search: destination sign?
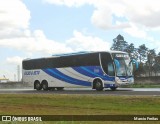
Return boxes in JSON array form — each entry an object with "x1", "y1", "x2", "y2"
[{"x1": 114, "y1": 54, "x2": 129, "y2": 58}]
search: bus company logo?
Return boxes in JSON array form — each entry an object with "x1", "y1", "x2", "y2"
[
  {"x1": 2, "y1": 116, "x2": 11, "y2": 121},
  {"x1": 24, "y1": 71, "x2": 40, "y2": 76}
]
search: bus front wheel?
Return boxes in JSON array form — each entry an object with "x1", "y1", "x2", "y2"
[{"x1": 95, "y1": 80, "x2": 104, "y2": 91}]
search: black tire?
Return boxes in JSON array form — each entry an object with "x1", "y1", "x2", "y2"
[
  {"x1": 42, "y1": 81, "x2": 48, "y2": 91},
  {"x1": 110, "y1": 87, "x2": 117, "y2": 91},
  {"x1": 57, "y1": 87, "x2": 64, "y2": 91},
  {"x1": 95, "y1": 80, "x2": 104, "y2": 91},
  {"x1": 34, "y1": 81, "x2": 42, "y2": 91}
]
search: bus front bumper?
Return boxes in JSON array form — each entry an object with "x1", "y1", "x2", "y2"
[{"x1": 115, "y1": 77, "x2": 134, "y2": 86}]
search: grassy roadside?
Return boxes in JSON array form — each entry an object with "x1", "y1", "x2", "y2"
[
  {"x1": 0, "y1": 94, "x2": 159, "y2": 115},
  {"x1": 0, "y1": 94, "x2": 159, "y2": 124}
]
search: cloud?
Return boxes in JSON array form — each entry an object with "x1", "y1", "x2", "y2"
[
  {"x1": 6, "y1": 56, "x2": 23, "y2": 65},
  {"x1": 0, "y1": 0, "x2": 31, "y2": 44},
  {"x1": 45, "y1": 0, "x2": 160, "y2": 29},
  {"x1": 0, "y1": 0, "x2": 30, "y2": 30},
  {"x1": 123, "y1": 0, "x2": 160, "y2": 28},
  {"x1": 91, "y1": 7, "x2": 112, "y2": 29},
  {"x1": 45, "y1": 0, "x2": 160, "y2": 41},
  {"x1": 1, "y1": 29, "x2": 109, "y2": 56},
  {"x1": 0, "y1": 0, "x2": 110, "y2": 58},
  {"x1": 0, "y1": 0, "x2": 71, "y2": 81},
  {"x1": 123, "y1": 23, "x2": 147, "y2": 39},
  {"x1": 0, "y1": 30, "x2": 73, "y2": 56},
  {"x1": 66, "y1": 30, "x2": 110, "y2": 51},
  {"x1": 43, "y1": 0, "x2": 92, "y2": 7}
]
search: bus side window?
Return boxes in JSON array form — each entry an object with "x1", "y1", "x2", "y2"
[
  {"x1": 101, "y1": 53, "x2": 115, "y2": 76},
  {"x1": 108, "y1": 62, "x2": 115, "y2": 76}
]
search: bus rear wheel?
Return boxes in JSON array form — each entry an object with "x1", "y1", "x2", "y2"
[
  {"x1": 95, "y1": 80, "x2": 104, "y2": 91},
  {"x1": 34, "y1": 81, "x2": 42, "y2": 91},
  {"x1": 42, "y1": 81, "x2": 48, "y2": 91}
]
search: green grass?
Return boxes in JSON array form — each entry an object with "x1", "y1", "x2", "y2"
[
  {"x1": 0, "y1": 94, "x2": 160, "y2": 115},
  {"x1": 0, "y1": 94, "x2": 160, "y2": 124}
]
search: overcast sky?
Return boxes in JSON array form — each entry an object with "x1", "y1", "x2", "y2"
[{"x1": 1, "y1": 0, "x2": 160, "y2": 80}]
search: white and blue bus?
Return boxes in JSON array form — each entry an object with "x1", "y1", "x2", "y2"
[{"x1": 22, "y1": 51, "x2": 138, "y2": 91}]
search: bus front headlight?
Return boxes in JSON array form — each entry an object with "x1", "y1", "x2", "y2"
[
  {"x1": 115, "y1": 77, "x2": 121, "y2": 84},
  {"x1": 128, "y1": 78, "x2": 134, "y2": 83}
]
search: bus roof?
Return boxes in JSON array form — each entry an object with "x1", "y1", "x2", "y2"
[
  {"x1": 52, "y1": 51, "x2": 93, "y2": 57},
  {"x1": 23, "y1": 51, "x2": 127, "y2": 61},
  {"x1": 52, "y1": 51, "x2": 127, "y2": 57}
]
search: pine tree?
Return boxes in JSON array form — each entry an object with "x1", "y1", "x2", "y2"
[
  {"x1": 138, "y1": 44, "x2": 148, "y2": 63},
  {"x1": 110, "y1": 34, "x2": 128, "y2": 51}
]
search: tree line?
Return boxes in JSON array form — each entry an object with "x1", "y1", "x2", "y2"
[{"x1": 110, "y1": 34, "x2": 160, "y2": 77}]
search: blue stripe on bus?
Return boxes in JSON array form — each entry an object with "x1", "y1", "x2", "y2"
[
  {"x1": 72, "y1": 66, "x2": 114, "y2": 81},
  {"x1": 82, "y1": 67, "x2": 115, "y2": 81},
  {"x1": 43, "y1": 68, "x2": 91, "y2": 86},
  {"x1": 72, "y1": 67, "x2": 97, "y2": 78}
]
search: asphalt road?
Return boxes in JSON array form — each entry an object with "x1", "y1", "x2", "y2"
[{"x1": 0, "y1": 88, "x2": 159, "y2": 95}]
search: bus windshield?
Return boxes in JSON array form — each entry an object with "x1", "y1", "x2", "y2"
[{"x1": 112, "y1": 53, "x2": 133, "y2": 76}]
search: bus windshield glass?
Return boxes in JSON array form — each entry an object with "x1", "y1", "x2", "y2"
[{"x1": 112, "y1": 53, "x2": 133, "y2": 76}]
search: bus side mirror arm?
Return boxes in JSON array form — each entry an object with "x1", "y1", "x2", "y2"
[{"x1": 130, "y1": 59, "x2": 139, "y2": 70}]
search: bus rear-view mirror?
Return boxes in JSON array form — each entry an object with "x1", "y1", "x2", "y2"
[{"x1": 130, "y1": 59, "x2": 139, "y2": 70}]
